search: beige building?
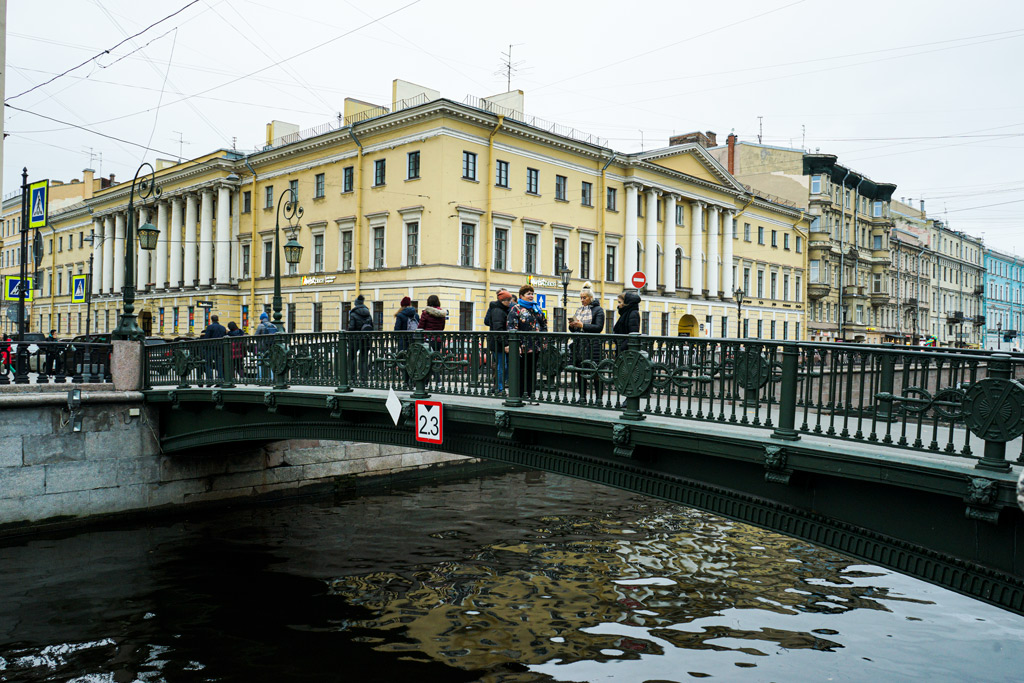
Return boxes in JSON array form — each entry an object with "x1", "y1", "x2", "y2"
[{"x1": 20, "y1": 81, "x2": 809, "y2": 341}]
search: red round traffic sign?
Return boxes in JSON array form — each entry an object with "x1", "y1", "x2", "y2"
[{"x1": 630, "y1": 271, "x2": 647, "y2": 289}]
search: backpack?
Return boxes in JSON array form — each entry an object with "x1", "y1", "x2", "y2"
[
  {"x1": 361, "y1": 321, "x2": 374, "y2": 332},
  {"x1": 406, "y1": 316, "x2": 419, "y2": 331}
]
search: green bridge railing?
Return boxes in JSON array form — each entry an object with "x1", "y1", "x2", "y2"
[{"x1": 145, "y1": 331, "x2": 1024, "y2": 472}]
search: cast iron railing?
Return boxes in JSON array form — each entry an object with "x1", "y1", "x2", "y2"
[
  {"x1": 145, "y1": 332, "x2": 1024, "y2": 471},
  {"x1": 0, "y1": 341, "x2": 113, "y2": 385}
]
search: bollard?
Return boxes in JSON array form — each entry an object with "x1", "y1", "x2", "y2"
[
  {"x1": 772, "y1": 342, "x2": 800, "y2": 441},
  {"x1": 504, "y1": 330, "x2": 523, "y2": 407}
]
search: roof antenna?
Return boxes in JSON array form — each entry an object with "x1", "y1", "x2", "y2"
[
  {"x1": 802, "y1": 124, "x2": 806, "y2": 150},
  {"x1": 639, "y1": 130, "x2": 645, "y2": 152},
  {"x1": 757, "y1": 116, "x2": 763, "y2": 144},
  {"x1": 497, "y1": 43, "x2": 525, "y2": 92}
]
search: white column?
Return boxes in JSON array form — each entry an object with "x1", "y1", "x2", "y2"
[
  {"x1": 103, "y1": 216, "x2": 114, "y2": 295},
  {"x1": 91, "y1": 219, "x2": 103, "y2": 295},
  {"x1": 199, "y1": 189, "x2": 214, "y2": 286},
  {"x1": 663, "y1": 194, "x2": 677, "y2": 293},
  {"x1": 183, "y1": 194, "x2": 198, "y2": 288},
  {"x1": 155, "y1": 202, "x2": 169, "y2": 289},
  {"x1": 216, "y1": 185, "x2": 232, "y2": 284},
  {"x1": 644, "y1": 189, "x2": 659, "y2": 291},
  {"x1": 707, "y1": 205, "x2": 720, "y2": 297},
  {"x1": 113, "y1": 212, "x2": 126, "y2": 293},
  {"x1": 624, "y1": 183, "x2": 639, "y2": 279},
  {"x1": 722, "y1": 209, "x2": 735, "y2": 298},
  {"x1": 169, "y1": 198, "x2": 184, "y2": 288},
  {"x1": 689, "y1": 201, "x2": 704, "y2": 294},
  {"x1": 136, "y1": 208, "x2": 149, "y2": 290}
]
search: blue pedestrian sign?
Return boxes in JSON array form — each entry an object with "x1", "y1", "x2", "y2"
[
  {"x1": 29, "y1": 180, "x2": 48, "y2": 229},
  {"x1": 536, "y1": 293, "x2": 546, "y2": 309},
  {"x1": 3, "y1": 276, "x2": 34, "y2": 302},
  {"x1": 71, "y1": 274, "x2": 88, "y2": 303}
]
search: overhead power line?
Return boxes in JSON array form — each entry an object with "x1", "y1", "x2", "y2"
[
  {"x1": 4, "y1": 104, "x2": 180, "y2": 158},
  {"x1": 5, "y1": 0, "x2": 201, "y2": 102}
]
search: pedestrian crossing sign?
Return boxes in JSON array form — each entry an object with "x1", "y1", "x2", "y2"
[
  {"x1": 29, "y1": 180, "x2": 48, "y2": 229},
  {"x1": 71, "y1": 274, "x2": 88, "y2": 303},
  {"x1": 3, "y1": 276, "x2": 34, "y2": 302}
]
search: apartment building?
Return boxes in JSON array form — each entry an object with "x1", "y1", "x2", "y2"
[{"x1": 982, "y1": 247, "x2": 1023, "y2": 351}]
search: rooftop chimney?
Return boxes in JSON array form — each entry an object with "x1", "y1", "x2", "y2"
[
  {"x1": 726, "y1": 133, "x2": 737, "y2": 174},
  {"x1": 668, "y1": 131, "x2": 717, "y2": 149}
]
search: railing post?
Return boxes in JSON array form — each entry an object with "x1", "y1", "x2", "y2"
[
  {"x1": 335, "y1": 331, "x2": 352, "y2": 393},
  {"x1": 410, "y1": 329, "x2": 431, "y2": 399},
  {"x1": 619, "y1": 333, "x2": 648, "y2": 422},
  {"x1": 975, "y1": 353, "x2": 1014, "y2": 473},
  {"x1": 772, "y1": 342, "x2": 800, "y2": 441},
  {"x1": 504, "y1": 330, "x2": 523, "y2": 407},
  {"x1": 141, "y1": 343, "x2": 153, "y2": 391},
  {"x1": 876, "y1": 346, "x2": 895, "y2": 422},
  {"x1": 220, "y1": 338, "x2": 235, "y2": 388}
]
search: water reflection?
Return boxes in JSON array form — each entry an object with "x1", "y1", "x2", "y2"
[{"x1": 0, "y1": 469, "x2": 1022, "y2": 682}]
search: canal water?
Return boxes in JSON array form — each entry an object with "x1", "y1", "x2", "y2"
[{"x1": 1, "y1": 467, "x2": 1022, "y2": 682}]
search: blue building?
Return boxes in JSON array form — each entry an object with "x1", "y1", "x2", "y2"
[{"x1": 983, "y1": 247, "x2": 1024, "y2": 351}]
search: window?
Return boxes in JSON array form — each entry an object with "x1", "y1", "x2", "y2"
[
  {"x1": 555, "y1": 175, "x2": 567, "y2": 201},
  {"x1": 242, "y1": 191, "x2": 251, "y2": 213},
  {"x1": 343, "y1": 166, "x2": 354, "y2": 192},
  {"x1": 783, "y1": 274, "x2": 790, "y2": 301},
  {"x1": 57, "y1": 271, "x2": 62, "y2": 294},
  {"x1": 526, "y1": 168, "x2": 539, "y2": 194},
  {"x1": 460, "y1": 223, "x2": 475, "y2": 267},
  {"x1": 872, "y1": 272, "x2": 882, "y2": 293},
  {"x1": 580, "y1": 241, "x2": 591, "y2": 280},
  {"x1": 373, "y1": 159, "x2": 386, "y2": 186},
  {"x1": 58, "y1": 236, "x2": 63, "y2": 252},
  {"x1": 373, "y1": 301, "x2": 384, "y2": 330},
  {"x1": 810, "y1": 260, "x2": 820, "y2": 283},
  {"x1": 407, "y1": 151, "x2": 420, "y2": 180},
  {"x1": 314, "y1": 173, "x2": 325, "y2": 198},
  {"x1": 771, "y1": 230, "x2": 778, "y2": 247},
  {"x1": 263, "y1": 241, "x2": 273, "y2": 277},
  {"x1": 340, "y1": 302, "x2": 350, "y2": 331},
  {"x1": 758, "y1": 227, "x2": 765, "y2": 245},
  {"x1": 313, "y1": 234, "x2": 324, "y2": 273},
  {"x1": 743, "y1": 267, "x2": 751, "y2": 294},
  {"x1": 771, "y1": 320, "x2": 777, "y2": 340},
  {"x1": 406, "y1": 222, "x2": 419, "y2": 266},
  {"x1": 744, "y1": 223, "x2": 751, "y2": 241},
  {"x1": 313, "y1": 302, "x2": 323, "y2": 332},
  {"x1": 811, "y1": 175, "x2": 822, "y2": 194},
  {"x1": 525, "y1": 233, "x2": 538, "y2": 273},
  {"x1": 554, "y1": 237, "x2": 566, "y2": 272},
  {"x1": 241, "y1": 244, "x2": 250, "y2": 279},
  {"x1": 264, "y1": 185, "x2": 274, "y2": 209},
  {"x1": 606, "y1": 245, "x2": 616, "y2": 282},
  {"x1": 289, "y1": 179, "x2": 299, "y2": 202},
  {"x1": 873, "y1": 201, "x2": 882, "y2": 217},
  {"x1": 676, "y1": 204, "x2": 685, "y2": 226},
  {"x1": 581, "y1": 181, "x2": 593, "y2": 206},
  {"x1": 675, "y1": 248, "x2": 682, "y2": 288},
  {"x1": 770, "y1": 272, "x2": 778, "y2": 299},
  {"x1": 342, "y1": 231, "x2": 353, "y2": 271},
  {"x1": 495, "y1": 160, "x2": 509, "y2": 188},
  {"x1": 796, "y1": 236, "x2": 803, "y2": 253},
  {"x1": 462, "y1": 151, "x2": 477, "y2": 180},
  {"x1": 607, "y1": 187, "x2": 617, "y2": 211},
  {"x1": 288, "y1": 303, "x2": 296, "y2": 331},
  {"x1": 373, "y1": 226, "x2": 385, "y2": 268},
  {"x1": 459, "y1": 302, "x2": 474, "y2": 331},
  {"x1": 494, "y1": 227, "x2": 508, "y2": 270},
  {"x1": 873, "y1": 234, "x2": 882, "y2": 250},
  {"x1": 757, "y1": 270, "x2": 764, "y2": 298},
  {"x1": 783, "y1": 233, "x2": 790, "y2": 250}
]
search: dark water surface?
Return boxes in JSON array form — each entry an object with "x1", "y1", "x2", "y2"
[{"x1": 1, "y1": 468, "x2": 1022, "y2": 682}]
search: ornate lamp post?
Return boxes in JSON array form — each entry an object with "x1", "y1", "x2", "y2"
[
  {"x1": 560, "y1": 266, "x2": 573, "y2": 332},
  {"x1": 734, "y1": 287, "x2": 745, "y2": 337},
  {"x1": 997, "y1": 320, "x2": 1002, "y2": 350},
  {"x1": 272, "y1": 189, "x2": 304, "y2": 332},
  {"x1": 112, "y1": 163, "x2": 161, "y2": 341}
]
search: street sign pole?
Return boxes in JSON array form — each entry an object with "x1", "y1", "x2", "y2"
[{"x1": 17, "y1": 168, "x2": 28, "y2": 341}]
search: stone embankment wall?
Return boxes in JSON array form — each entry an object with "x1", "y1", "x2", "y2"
[{"x1": 0, "y1": 390, "x2": 471, "y2": 532}]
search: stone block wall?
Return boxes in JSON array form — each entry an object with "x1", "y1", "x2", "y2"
[{"x1": 0, "y1": 403, "x2": 471, "y2": 530}]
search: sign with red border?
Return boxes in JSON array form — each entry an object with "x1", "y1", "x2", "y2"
[
  {"x1": 415, "y1": 400, "x2": 443, "y2": 444},
  {"x1": 630, "y1": 271, "x2": 647, "y2": 289}
]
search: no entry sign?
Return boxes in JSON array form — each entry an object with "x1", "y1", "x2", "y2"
[{"x1": 630, "y1": 271, "x2": 647, "y2": 289}]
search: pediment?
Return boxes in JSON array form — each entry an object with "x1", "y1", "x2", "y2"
[{"x1": 638, "y1": 143, "x2": 745, "y2": 192}]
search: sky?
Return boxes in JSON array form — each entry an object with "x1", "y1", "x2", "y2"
[{"x1": 4, "y1": 0, "x2": 1024, "y2": 255}]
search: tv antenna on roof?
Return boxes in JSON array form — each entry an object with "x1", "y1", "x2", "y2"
[
  {"x1": 172, "y1": 131, "x2": 189, "y2": 163},
  {"x1": 757, "y1": 116, "x2": 763, "y2": 144},
  {"x1": 497, "y1": 43, "x2": 526, "y2": 92}
]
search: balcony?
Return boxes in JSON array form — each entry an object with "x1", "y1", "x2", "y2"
[
  {"x1": 973, "y1": 315, "x2": 986, "y2": 326},
  {"x1": 807, "y1": 282, "x2": 831, "y2": 300},
  {"x1": 947, "y1": 311, "x2": 964, "y2": 324},
  {"x1": 843, "y1": 285, "x2": 868, "y2": 299},
  {"x1": 870, "y1": 289, "x2": 891, "y2": 305},
  {"x1": 905, "y1": 297, "x2": 918, "y2": 308},
  {"x1": 974, "y1": 285, "x2": 984, "y2": 295}
]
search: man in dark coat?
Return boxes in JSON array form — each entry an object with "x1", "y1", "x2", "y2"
[
  {"x1": 348, "y1": 295, "x2": 374, "y2": 332},
  {"x1": 347, "y1": 295, "x2": 373, "y2": 381},
  {"x1": 484, "y1": 289, "x2": 512, "y2": 392},
  {"x1": 200, "y1": 314, "x2": 228, "y2": 382}
]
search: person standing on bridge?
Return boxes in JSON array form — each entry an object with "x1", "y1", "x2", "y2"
[
  {"x1": 569, "y1": 282, "x2": 605, "y2": 402},
  {"x1": 506, "y1": 284, "x2": 547, "y2": 404},
  {"x1": 227, "y1": 321, "x2": 244, "y2": 380},
  {"x1": 612, "y1": 291, "x2": 642, "y2": 358},
  {"x1": 255, "y1": 312, "x2": 277, "y2": 380},
  {"x1": 484, "y1": 289, "x2": 512, "y2": 393},
  {"x1": 200, "y1": 314, "x2": 228, "y2": 383},
  {"x1": 347, "y1": 295, "x2": 374, "y2": 382}
]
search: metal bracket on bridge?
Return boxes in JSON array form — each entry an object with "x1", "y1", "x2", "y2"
[
  {"x1": 325, "y1": 395, "x2": 342, "y2": 419},
  {"x1": 210, "y1": 390, "x2": 225, "y2": 410},
  {"x1": 611, "y1": 424, "x2": 634, "y2": 459},
  {"x1": 763, "y1": 445, "x2": 792, "y2": 485},
  {"x1": 494, "y1": 411, "x2": 515, "y2": 440},
  {"x1": 263, "y1": 391, "x2": 277, "y2": 413},
  {"x1": 66, "y1": 388, "x2": 82, "y2": 433},
  {"x1": 964, "y1": 476, "x2": 1000, "y2": 525},
  {"x1": 400, "y1": 400, "x2": 415, "y2": 426}
]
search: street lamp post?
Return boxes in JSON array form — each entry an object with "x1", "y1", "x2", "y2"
[
  {"x1": 272, "y1": 189, "x2": 304, "y2": 332},
  {"x1": 111, "y1": 163, "x2": 161, "y2": 341},
  {"x1": 734, "y1": 288, "x2": 745, "y2": 337},
  {"x1": 560, "y1": 266, "x2": 573, "y2": 332},
  {"x1": 997, "y1": 320, "x2": 1002, "y2": 350}
]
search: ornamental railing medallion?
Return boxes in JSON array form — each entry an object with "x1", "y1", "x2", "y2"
[
  {"x1": 962, "y1": 378, "x2": 1024, "y2": 443},
  {"x1": 613, "y1": 349, "x2": 653, "y2": 399},
  {"x1": 262, "y1": 340, "x2": 314, "y2": 389},
  {"x1": 171, "y1": 348, "x2": 205, "y2": 388}
]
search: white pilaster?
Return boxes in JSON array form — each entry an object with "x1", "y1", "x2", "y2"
[
  {"x1": 102, "y1": 216, "x2": 114, "y2": 295},
  {"x1": 199, "y1": 189, "x2": 214, "y2": 285},
  {"x1": 722, "y1": 210, "x2": 735, "y2": 299},
  {"x1": 663, "y1": 194, "x2": 677, "y2": 293},
  {"x1": 136, "y1": 208, "x2": 149, "y2": 291},
  {"x1": 216, "y1": 185, "x2": 231, "y2": 284},
  {"x1": 707, "y1": 206, "x2": 720, "y2": 297},
  {"x1": 113, "y1": 212, "x2": 126, "y2": 293},
  {"x1": 689, "y1": 201, "x2": 704, "y2": 294},
  {"x1": 91, "y1": 219, "x2": 103, "y2": 295},
  {"x1": 624, "y1": 183, "x2": 639, "y2": 279},
  {"x1": 644, "y1": 189, "x2": 659, "y2": 291},
  {"x1": 169, "y1": 198, "x2": 184, "y2": 288},
  {"x1": 155, "y1": 202, "x2": 169, "y2": 289},
  {"x1": 183, "y1": 194, "x2": 198, "y2": 288}
]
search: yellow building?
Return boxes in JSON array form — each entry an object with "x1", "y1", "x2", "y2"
[{"x1": 26, "y1": 81, "x2": 809, "y2": 341}]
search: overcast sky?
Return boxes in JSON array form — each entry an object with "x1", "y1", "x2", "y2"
[{"x1": 5, "y1": 0, "x2": 1023, "y2": 254}]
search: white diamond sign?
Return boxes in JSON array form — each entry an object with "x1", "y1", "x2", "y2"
[{"x1": 386, "y1": 388, "x2": 402, "y2": 426}]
